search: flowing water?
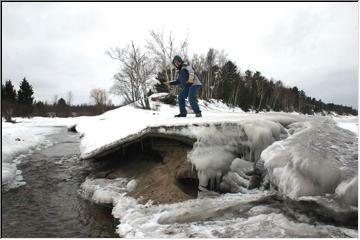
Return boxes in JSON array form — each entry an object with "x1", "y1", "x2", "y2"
[{"x1": 2, "y1": 127, "x2": 117, "y2": 237}]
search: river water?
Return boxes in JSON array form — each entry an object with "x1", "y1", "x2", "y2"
[{"x1": 2, "y1": 127, "x2": 117, "y2": 237}]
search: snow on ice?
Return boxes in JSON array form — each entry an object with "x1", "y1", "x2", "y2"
[
  {"x1": 2, "y1": 93, "x2": 358, "y2": 237},
  {"x1": 76, "y1": 94, "x2": 357, "y2": 202},
  {"x1": 334, "y1": 115, "x2": 358, "y2": 135},
  {"x1": 80, "y1": 176, "x2": 357, "y2": 238},
  {"x1": 262, "y1": 117, "x2": 358, "y2": 204},
  {"x1": 75, "y1": 94, "x2": 357, "y2": 204},
  {"x1": 73, "y1": 93, "x2": 357, "y2": 237}
]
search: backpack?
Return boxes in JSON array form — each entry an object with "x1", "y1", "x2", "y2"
[{"x1": 182, "y1": 62, "x2": 202, "y2": 86}]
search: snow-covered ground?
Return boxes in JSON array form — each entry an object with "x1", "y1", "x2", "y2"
[
  {"x1": 74, "y1": 93, "x2": 358, "y2": 237},
  {"x1": 76, "y1": 94, "x2": 297, "y2": 160},
  {"x1": 2, "y1": 94, "x2": 358, "y2": 237},
  {"x1": 333, "y1": 115, "x2": 358, "y2": 135},
  {"x1": 1, "y1": 117, "x2": 81, "y2": 189}
]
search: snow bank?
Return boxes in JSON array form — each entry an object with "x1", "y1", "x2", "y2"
[
  {"x1": 76, "y1": 93, "x2": 299, "y2": 160},
  {"x1": 75, "y1": 94, "x2": 356, "y2": 203},
  {"x1": 74, "y1": 97, "x2": 358, "y2": 237}
]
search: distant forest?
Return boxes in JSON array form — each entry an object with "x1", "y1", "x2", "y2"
[{"x1": 1, "y1": 78, "x2": 116, "y2": 122}]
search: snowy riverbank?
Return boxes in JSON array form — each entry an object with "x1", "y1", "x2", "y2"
[
  {"x1": 2, "y1": 94, "x2": 358, "y2": 237},
  {"x1": 2, "y1": 117, "x2": 81, "y2": 189},
  {"x1": 73, "y1": 93, "x2": 358, "y2": 237}
]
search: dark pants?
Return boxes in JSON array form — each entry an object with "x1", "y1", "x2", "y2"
[{"x1": 178, "y1": 85, "x2": 201, "y2": 115}]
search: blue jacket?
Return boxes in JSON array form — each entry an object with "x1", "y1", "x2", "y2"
[{"x1": 169, "y1": 68, "x2": 189, "y2": 88}]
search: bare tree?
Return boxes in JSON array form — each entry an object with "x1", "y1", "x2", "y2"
[
  {"x1": 90, "y1": 88, "x2": 108, "y2": 106},
  {"x1": 231, "y1": 74, "x2": 243, "y2": 107},
  {"x1": 53, "y1": 94, "x2": 58, "y2": 106},
  {"x1": 146, "y1": 30, "x2": 189, "y2": 95},
  {"x1": 107, "y1": 41, "x2": 155, "y2": 109},
  {"x1": 270, "y1": 80, "x2": 283, "y2": 109},
  {"x1": 66, "y1": 91, "x2": 73, "y2": 106},
  {"x1": 251, "y1": 71, "x2": 266, "y2": 111},
  {"x1": 205, "y1": 48, "x2": 216, "y2": 99},
  {"x1": 194, "y1": 48, "x2": 228, "y2": 100}
]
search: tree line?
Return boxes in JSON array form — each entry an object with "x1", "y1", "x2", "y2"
[
  {"x1": 108, "y1": 30, "x2": 357, "y2": 116},
  {"x1": 2, "y1": 78, "x2": 116, "y2": 122},
  {"x1": 173, "y1": 55, "x2": 357, "y2": 115},
  {"x1": 3, "y1": 30, "x2": 357, "y2": 120}
]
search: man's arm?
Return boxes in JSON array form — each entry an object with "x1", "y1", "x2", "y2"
[
  {"x1": 171, "y1": 69, "x2": 189, "y2": 88},
  {"x1": 169, "y1": 79, "x2": 180, "y2": 85}
]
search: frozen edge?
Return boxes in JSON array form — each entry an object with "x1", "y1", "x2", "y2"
[
  {"x1": 79, "y1": 124, "x2": 196, "y2": 160},
  {"x1": 79, "y1": 115, "x2": 298, "y2": 160}
]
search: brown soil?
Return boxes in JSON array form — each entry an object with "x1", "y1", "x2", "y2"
[{"x1": 91, "y1": 138, "x2": 198, "y2": 205}]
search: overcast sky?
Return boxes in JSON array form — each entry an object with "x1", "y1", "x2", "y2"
[{"x1": 2, "y1": 2, "x2": 358, "y2": 108}]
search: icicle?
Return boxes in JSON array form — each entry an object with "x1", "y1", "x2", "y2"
[{"x1": 197, "y1": 171, "x2": 209, "y2": 190}]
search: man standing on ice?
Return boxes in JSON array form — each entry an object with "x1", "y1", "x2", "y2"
[{"x1": 168, "y1": 55, "x2": 202, "y2": 117}]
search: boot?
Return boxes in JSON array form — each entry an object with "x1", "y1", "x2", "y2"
[
  {"x1": 174, "y1": 113, "x2": 187, "y2": 117},
  {"x1": 195, "y1": 112, "x2": 202, "y2": 117}
]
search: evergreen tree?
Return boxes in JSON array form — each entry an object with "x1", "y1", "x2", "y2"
[
  {"x1": 57, "y1": 98, "x2": 67, "y2": 106},
  {"x1": 217, "y1": 61, "x2": 239, "y2": 104},
  {"x1": 3, "y1": 80, "x2": 17, "y2": 102},
  {"x1": 17, "y1": 77, "x2": 34, "y2": 117},
  {"x1": 56, "y1": 98, "x2": 68, "y2": 117},
  {"x1": 33, "y1": 101, "x2": 47, "y2": 117},
  {"x1": 2, "y1": 80, "x2": 17, "y2": 121}
]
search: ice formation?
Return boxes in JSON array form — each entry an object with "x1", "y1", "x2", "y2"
[
  {"x1": 186, "y1": 120, "x2": 286, "y2": 191},
  {"x1": 335, "y1": 176, "x2": 358, "y2": 206},
  {"x1": 262, "y1": 117, "x2": 357, "y2": 202},
  {"x1": 80, "y1": 177, "x2": 130, "y2": 204},
  {"x1": 80, "y1": 177, "x2": 357, "y2": 238},
  {"x1": 74, "y1": 94, "x2": 357, "y2": 206},
  {"x1": 2, "y1": 94, "x2": 357, "y2": 237}
]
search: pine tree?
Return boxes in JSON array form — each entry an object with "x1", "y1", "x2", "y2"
[
  {"x1": 217, "y1": 61, "x2": 239, "y2": 104},
  {"x1": 17, "y1": 77, "x2": 34, "y2": 117},
  {"x1": 56, "y1": 98, "x2": 67, "y2": 117},
  {"x1": 2, "y1": 80, "x2": 17, "y2": 121},
  {"x1": 3, "y1": 80, "x2": 17, "y2": 102}
]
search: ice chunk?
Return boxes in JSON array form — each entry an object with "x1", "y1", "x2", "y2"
[
  {"x1": 220, "y1": 171, "x2": 250, "y2": 193},
  {"x1": 80, "y1": 177, "x2": 129, "y2": 204},
  {"x1": 126, "y1": 179, "x2": 137, "y2": 192},
  {"x1": 2, "y1": 163, "x2": 17, "y2": 186},
  {"x1": 336, "y1": 176, "x2": 358, "y2": 206},
  {"x1": 230, "y1": 158, "x2": 254, "y2": 173},
  {"x1": 262, "y1": 119, "x2": 352, "y2": 199}
]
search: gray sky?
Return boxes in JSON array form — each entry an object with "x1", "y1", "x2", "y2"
[{"x1": 2, "y1": 2, "x2": 358, "y2": 108}]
